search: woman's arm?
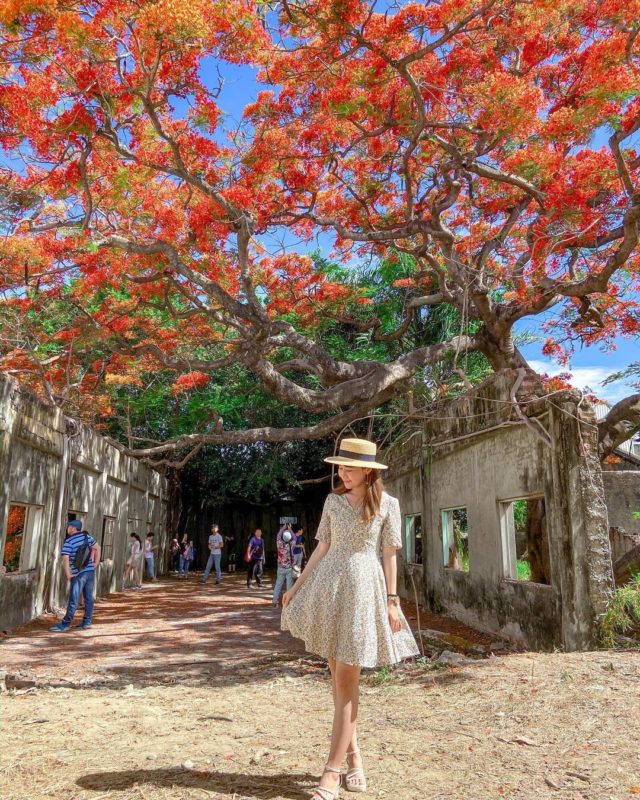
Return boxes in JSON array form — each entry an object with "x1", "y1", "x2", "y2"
[
  {"x1": 382, "y1": 546, "x2": 402, "y2": 633},
  {"x1": 282, "y1": 541, "x2": 330, "y2": 606}
]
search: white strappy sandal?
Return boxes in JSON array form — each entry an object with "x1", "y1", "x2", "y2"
[
  {"x1": 311, "y1": 764, "x2": 342, "y2": 799},
  {"x1": 345, "y1": 749, "x2": 367, "y2": 793}
]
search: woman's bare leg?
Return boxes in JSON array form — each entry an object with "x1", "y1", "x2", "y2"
[
  {"x1": 329, "y1": 657, "x2": 364, "y2": 789},
  {"x1": 328, "y1": 659, "x2": 360, "y2": 755},
  {"x1": 315, "y1": 660, "x2": 361, "y2": 796}
]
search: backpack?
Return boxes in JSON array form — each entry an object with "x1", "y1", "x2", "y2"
[{"x1": 73, "y1": 533, "x2": 92, "y2": 570}]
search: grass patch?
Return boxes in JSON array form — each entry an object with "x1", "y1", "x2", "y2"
[
  {"x1": 372, "y1": 665, "x2": 393, "y2": 685},
  {"x1": 600, "y1": 573, "x2": 640, "y2": 648}
]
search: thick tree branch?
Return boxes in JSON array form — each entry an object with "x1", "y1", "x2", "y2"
[
  {"x1": 108, "y1": 388, "x2": 405, "y2": 460},
  {"x1": 253, "y1": 334, "x2": 478, "y2": 413},
  {"x1": 598, "y1": 394, "x2": 640, "y2": 460}
]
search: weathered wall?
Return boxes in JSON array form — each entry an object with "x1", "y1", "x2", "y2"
[
  {"x1": 0, "y1": 373, "x2": 168, "y2": 631},
  {"x1": 385, "y1": 370, "x2": 616, "y2": 651},
  {"x1": 383, "y1": 436, "x2": 425, "y2": 605},
  {"x1": 602, "y1": 472, "x2": 640, "y2": 537}
]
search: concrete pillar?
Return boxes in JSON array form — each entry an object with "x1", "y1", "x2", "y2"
[{"x1": 549, "y1": 397, "x2": 615, "y2": 649}]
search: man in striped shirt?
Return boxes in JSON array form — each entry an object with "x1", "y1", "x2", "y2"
[{"x1": 49, "y1": 520, "x2": 101, "y2": 632}]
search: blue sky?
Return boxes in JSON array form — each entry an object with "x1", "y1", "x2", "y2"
[{"x1": 517, "y1": 335, "x2": 638, "y2": 405}]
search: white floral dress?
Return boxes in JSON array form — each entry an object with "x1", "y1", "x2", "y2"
[{"x1": 281, "y1": 491, "x2": 420, "y2": 668}]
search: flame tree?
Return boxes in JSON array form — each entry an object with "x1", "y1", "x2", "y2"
[{"x1": 0, "y1": 0, "x2": 638, "y2": 462}]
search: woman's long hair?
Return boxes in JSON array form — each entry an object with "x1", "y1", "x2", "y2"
[
  {"x1": 130, "y1": 532, "x2": 142, "y2": 545},
  {"x1": 333, "y1": 469, "x2": 384, "y2": 522}
]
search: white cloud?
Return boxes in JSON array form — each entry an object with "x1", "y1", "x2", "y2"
[{"x1": 527, "y1": 359, "x2": 635, "y2": 404}]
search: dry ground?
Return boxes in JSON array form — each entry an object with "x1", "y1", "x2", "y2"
[{"x1": 1, "y1": 572, "x2": 639, "y2": 800}]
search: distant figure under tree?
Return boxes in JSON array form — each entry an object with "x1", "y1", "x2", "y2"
[
  {"x1": 201, "y1": 524, "x2": 224, "y2": 585},
  {"x1": 125, "y1": 532, "x2": 143, "y2": 590},
  {"x1": 246, "y1": 528, "x2": 265, "y2": 588}
]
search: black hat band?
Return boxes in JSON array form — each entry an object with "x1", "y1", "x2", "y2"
[{"x1": 337, "y1": 448, "x2": 377, "y2": 462}]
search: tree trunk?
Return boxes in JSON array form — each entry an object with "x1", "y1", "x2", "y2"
[{"x1": 525, "y1": 498, "x2": 550, "y2": 584}]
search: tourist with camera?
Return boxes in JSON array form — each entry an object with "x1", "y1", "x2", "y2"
[{"x1": 272, "y1": 522, "x2": 295, "y2": 606}]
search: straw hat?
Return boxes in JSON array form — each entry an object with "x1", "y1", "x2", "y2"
[{"x1": 324, "y1": 438, "x2": 388, "y2": 470}]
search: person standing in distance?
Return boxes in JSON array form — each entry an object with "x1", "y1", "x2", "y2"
[
  {"x1": 201, "y1": 524, "x2": 224, "y2": 585},
  {"x1": 246, "y1": 528, "x2": 265, "y2": 588},
  {"x1": 144, "y1": 532, "x2": 157, "y2": 582},
  {"x1": 291, "y1": 525, "x2": 306, "y2": 573},
  {"x1": 125, "y1": 532, "x2": 143, "y2": 590},
  {"x1": 281, "y1": 438, "x2": 419, "y2": 799},
  {"x1": 179, "y1": 535, "x2": 192, "y2": 578},
  {"x1": 168, "y1": 536, "x2": 180, "y2": 573},
  {"x1": 50, "y1": 520, "x2": 101, "y2": 631},
  {"x1": 224, "y1": 530, "x2": 237, "y2": 573},
  {"x1": 272, "y1": 523, "x2": 295, "y2": 606}
]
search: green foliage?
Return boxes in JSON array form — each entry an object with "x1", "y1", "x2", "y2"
[
  {"x1": 372, "y1": 665, "x2": 393, "y2": 685},
  {"x1": 600, "y1": 574, "x2": 640, "y2": 648},
  {"x1": 513, "y1": 499, "x2": 528, "y2": 533},
  {"x1": 181, "y1": 437, "x2": 332, "y2": 507},
  {"x1": 517, "y1": 559, "x2": 532, "y2": 581},
  {"x1": 602, "y1": 361, "x2": 640, "y2": 389},
  {"x1": 91, "y1": 251, "x2": 495, "y2": 503}
]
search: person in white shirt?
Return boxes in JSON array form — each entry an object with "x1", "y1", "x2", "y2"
[
  {"x1": 201, "y1": 524, "x2": 224, "y2": 585},
  {"x1": 125, "y1": 532, "x2": 144, "y2": 589},
  {"x1": 144, "y1": 532, "x2": 157, "y2": 582}
]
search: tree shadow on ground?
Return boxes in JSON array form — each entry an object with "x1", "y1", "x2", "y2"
[
  {"x1": 1, "y1": 573, "x2": 317, "y2": 689},
  {"x1": 1, "y1": 572, "x2": 496, "y2": 693},
  {"x1": 77, "y1": 767, "x2": 315, "y2": 799}
]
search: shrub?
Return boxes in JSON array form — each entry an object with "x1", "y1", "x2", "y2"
[{"x1": 600, "y1": 573, "x2": 640, "y2": 648}]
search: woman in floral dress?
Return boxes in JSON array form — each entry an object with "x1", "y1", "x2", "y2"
[{"x1": 282, "y1": 438, "x2": 419, "y2": 799}]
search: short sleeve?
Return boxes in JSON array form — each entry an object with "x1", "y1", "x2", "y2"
[
  {"x1": 381, "y1": 496, "x2": 402, "y2": 549},
  {"x1": 315, "y1": 495, "x2": 333, "y2": 544}
]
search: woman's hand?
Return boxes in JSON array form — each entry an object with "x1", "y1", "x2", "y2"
[
  {"x1": 282, "y1": 589, "x2": 295, "y2": 607},
  {"x1": 388, "y1": 602, "x2": 402, "y2": 633}
]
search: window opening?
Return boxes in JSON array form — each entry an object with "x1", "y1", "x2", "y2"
[
  {"x1": 3, "y1": 504, "x2": 27, "y2": 573},
  {"x1": 404, "y1": 514, "x2": 422, "y2": 564},
  {"x1": 441, "y1": 507, "x2": 469, "y2": 572},
  {"x1": 500, "y1": 496, "x2": 550, "y2": 584},
  {"x1": 101, "y1": 516, "x2": 115, "y2": 561}
]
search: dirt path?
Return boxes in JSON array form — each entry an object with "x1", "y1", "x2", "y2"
[{"x1": 1, "y1": 573, "x2": 639, "y2": 800}]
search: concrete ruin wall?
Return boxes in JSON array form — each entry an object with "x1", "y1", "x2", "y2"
[
  {"x1": 385, "y1": 371, "x2": 616, "y2": 651},
  {"x1": 0, "y1": 373, "x2": 168, "y2": 631},
  {"x1": 602, "y1": 472, "x2": 640, "y2": 538},
  {"x1": 603, "y1": 471, "x2": 640, "y2": 564}
]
